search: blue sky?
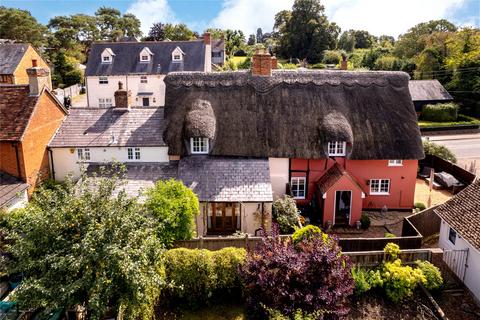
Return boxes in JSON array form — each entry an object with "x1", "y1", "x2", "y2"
[{"x1": 4, "y1": 0, "x2": 479, "y2": 37}]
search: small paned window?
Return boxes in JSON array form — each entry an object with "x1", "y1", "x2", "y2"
[
  {"x1": 327, "y1": 141, "x2": 346, "y2": 156},
  {"x1": 140, "y1": 76, "x2": 148, "y2": 83},
  {"x1": 370, "y1": 179, "x2": 390, "y2": 195},
  {"x1": 448, "y1": 227, "x2": 457, "y2": 245},
  {"x1": 141, "y1": 55, "x2": 149, "y2": 61},
  {"x1": 102, "y1": 56, "x2": 111, "y2": 63},
  {"x1": 191, "y1": 137, "x2": 209, "y2": 154},
  {"x1": 127, "y1": 148, "x2": 141, "y2": 160},
  {"x1": 388, "y1": 160, "x2": 403, "y2": 166},
  {"x1": 99, "y1": 98, "x2": 112, "y2": 107},
  {"x1": 77, "y1": 148, "x2": 90, "y2": 161},
  {"x1": 291, "y1": 177, "x2": 306, "y2": 199},
  {"x1": 99, "y1": 76, "x2": 108, "y2": 84}
]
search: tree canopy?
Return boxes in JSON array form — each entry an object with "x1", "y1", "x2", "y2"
[{"x1": 0, "y1": 6, "x2": 47, "y2": 48}]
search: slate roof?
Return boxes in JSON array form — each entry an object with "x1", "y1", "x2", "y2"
[
  {"x1": 178, "y1": 156, "x2": 273, "y2": 202},
  {"x1": 86, "y1": 162, "x2": 178, "y2": 199},
  {"x1": 0, "y1": 85, "x2": 46, "y2": 141},
  {"x1": 409, "y1": 80, "x2": 453, "y2": 102},
  {"x1": 85, "y1": 40, "x2": 206, "y2": 76},
  {"x1": 49, "y1": 107, "x2": 166, "y2": 147},
  {"x1": 316, "y1": 164, "x2": 364, "y2": 194},
  {"x1": 212, "y1": 39, "x2": 224, "y2": 52},
  {"x1": 0, "y1": 171, "x2": 29, "y2": 208},
  {"x1": 434, "y1": 179, "x2": 480, "y2": 251},
  {"x1": 164, "y1": 70, "x2": 424, "y2": 160},
  {"x1": 0, "y1": 43, "x2": 29, "y2": 74}
]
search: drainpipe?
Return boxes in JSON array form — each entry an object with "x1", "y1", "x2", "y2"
[
  {"x1": 12, "y1": 142, "x2": 22, "y2": 179},
  {"x1": 48, "y1": 147, "x2": 56, "y2": 180}
]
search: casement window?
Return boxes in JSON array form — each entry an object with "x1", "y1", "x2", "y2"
[
  {"x1": 140, "y1": 76, "x2": 148, "y2": 84},
  {"x1": 370, "y1": 179, "x2": 390, "y2": 195},
  {"x1": 99, "y1": 76, "x2": 108, "y2": 84},
  {"x1": 291, "y1": 177, "x2": 306, "y2": 199},
  {"x1": 448, "y1": 227, "x2": 457, "y2": 245},
  {"x1": 127, "y1": 147, "x2": 141, "y2": 160},
  {"x1": 99, "y1": 98, "x2": 112, "y2": 107},
  {"x1": 388, "y1": 160, "x2": 403, "y2": 166},
  {"x1": 327, "y1": 141, "x2": 346, "y2": 156},
  {"x1": 141, "y1": 55, "x2": 149, "y2": 61},
  {"x1": 191, "y1": 137, "x2": 209, "y2": 154},
  {"x1": 77, "y1": 148, "x2": 90, "y2": 161},
  {"x1": 102, "y1": 56, "x2": 111, "y2": 63},
  {"x1": 173, "y1": 54, "x2": 182, "y2": 61}
]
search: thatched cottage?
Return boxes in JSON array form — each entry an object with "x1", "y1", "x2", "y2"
[{"x1": 163, "y1": 51, "x2": 424, "y2": 234}]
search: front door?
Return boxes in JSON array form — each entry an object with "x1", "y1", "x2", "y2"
[
  {"x1": 142, "y1": 97, "x2": 149, "y2": 106},
  {"x1": 335, "y1": 191, "x2": 351, "y2": 225},
  {"x1": 208, "y1": 203, "x2": 240, "y2": 235}
]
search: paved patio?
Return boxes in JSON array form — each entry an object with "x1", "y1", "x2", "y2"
[{"x1": 414, "y1": 178, "x2": 452, "y2": 207}]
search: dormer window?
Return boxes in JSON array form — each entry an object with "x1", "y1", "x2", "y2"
[
  {"x1": 101, "y1": 48, "x2": 115, "y2": 64},
  {"x1": 172, "y1": 46, "x2": 185, "y2": 62},
  {"x1": 191, "y1": 137, "x2": 209, "y2": 154},
  {"x1": 328, "y1": 141, "x2": 346, "y2": 156},
  {"x1": 139, "y1": 47, "x2": 153, "y2": 62},
  {"x1": 103, "y1": 56, "x2": 110, "y2": 62}
]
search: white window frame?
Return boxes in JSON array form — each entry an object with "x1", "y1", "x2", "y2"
[
  {"x1": 327, "y1": 141, "x2": 346, "y2": 156},
  {"x1": 140, "y1": 54, "x2": 150, "y2": 62},
  {"x1": 291, "y1": 177, "x2": 306, "y2": 199},
  {"x1": 77, "y1": 148, "x2": 90, "y2": 161},
  {"x1": 99, "y1": 98, "x2": 113, "y2": 108},
  {"x1": 140, "y1": 75, "x2": 148, "y2": 84},
  {"x1": 448, "y1": 227, "x2": 457, "y2": 245},
  {"x1": 388, "y1": 160, "x2": 403, "y2": 166},
  {"x1": 369, "y1": 179, "x2": 390, "y2": 195},
  {"x1": 127, "y1": 147, "x2": 141, "y2": 160},
  {"x1": 102, "y1": 56, "x2": 111, "y2": 63},
  {"x1": 99, "y1": 76, "x2": 108, "y2": 84},
  {"x1": 190, "y1": 137, "x2": 209, "y2": 154}
]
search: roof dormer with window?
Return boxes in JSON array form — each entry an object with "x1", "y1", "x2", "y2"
[
  {"x1": 101, "y1": 48, "x2": 115, "y2": 64},
  {"x1": 139, "y1": 47, "x2": 154, "y2": 62},
  {"x1": 172, "y1": 46, "x2": 185, "y2": 62}
]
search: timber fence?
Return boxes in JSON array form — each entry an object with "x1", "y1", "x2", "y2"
[{"x1": 402, "y1": 206, "x2": 441, "y2": 240}]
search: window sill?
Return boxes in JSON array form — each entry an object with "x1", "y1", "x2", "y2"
[
  {"x1": 328, "y1": 154, "x2": 346, "y2": 157},
  {"x1": 192, "y1": 152, "x2": 209, "y2": 155},
  {"x1": 369, "y1": 192, "x2": 390, "y2": 196},
  {"x1": 293, "y1": 196, "x2": 306, "y2": 200},
  {"x1": 388, "y1": 164, "x2": 403, "y2": 167}
]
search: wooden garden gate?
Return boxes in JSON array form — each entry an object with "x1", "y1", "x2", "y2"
[{"x1": 443, "y1": 249, "x2": 469, "y2": 281}]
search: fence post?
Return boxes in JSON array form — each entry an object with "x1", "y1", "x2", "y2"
[
  {"x1": 245, "y1": 233, "x2": 249, "y2": 250},
  {"x1": 199, "y1": 236, "x2": 204, "y2": 249}
]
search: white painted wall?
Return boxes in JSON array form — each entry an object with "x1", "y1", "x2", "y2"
[
  {"x1": 439, "y1": 219, "x2": 480, "y2": 302},
  {"x1": 51, "y1": 146, "x2": 169, "y2": 181},
  {"x1": 86, "y1": 74, "x2": 166, "y2": 108},
  {"x1": 2, "y1": 189, "x2": 28, "y2": 212},
  {"x1": 195, "y1": 202, "x2": 272, "y2": 236},
  {"x1": 269, "y1": 158, "x2": 289, "y2": 200}
]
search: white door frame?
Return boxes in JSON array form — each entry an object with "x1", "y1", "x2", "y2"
[{"x1": 333, "y1": 190, "x2": 352, "y2": 226}]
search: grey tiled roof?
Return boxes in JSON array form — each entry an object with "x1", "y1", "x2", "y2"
[
  {"x1": 178, "y1": 156, "x2": 273, "y2": 202},
  {"x1": 85, "y1": 41, "x2": 206, "y2": 76},
  {"x1": 86, "y1": 162, "x2": 178, "y2": 199},
  {"x1": 434, "y1": 179, "x2": 480, "y2": 251},
  {"x1": 49, "y1": 107, "x2": 166, "y2": 147},
  {"x1": 409, "y1": 80, "x2": 453, "y2": 102},
  {"x1": 0, "y1": 171, "x2": 29, "y2": 207},
  {"x1": 0, "y1": 43, "x2": 29, "y2": 74}
]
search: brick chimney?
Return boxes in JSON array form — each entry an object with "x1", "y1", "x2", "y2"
[
  {"x1": 271, "y1": 56, "x2": 278, "y2": 70},
  {"x1": 340, "y1": 55, "x2": 348, "y2": 70},
  {"x1": 252, "y1": 49, "x2": 274, "y2": 76},
  {"x1": 203, "y1": 32, "x2": 211, "y2": 45},
  {"x1": 26, "y1": 67, "x2": 50, "y2": 96},
  {"x1": 114, "y1": 81, "x2": 130, "y2": 110}
]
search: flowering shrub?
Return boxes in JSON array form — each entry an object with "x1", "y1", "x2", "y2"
[
  {"x1": 292, "y1": 225, "x2": 328, "y2": 244},
  {"x1": 240, "y1": 226, "x2": 354, "y2": 318},
  {"x1": 384, "y1": 243, "x2": 401, "y2": 261},
  {"x1": 272, "y1": 196, "x2": 300, "y2": 233},
  {"x1": 382, "y1": 260, "x2": 426, "y2": 302},
  {"x1": 416, "y1": 260, "x2": 443, "y2": 290}
]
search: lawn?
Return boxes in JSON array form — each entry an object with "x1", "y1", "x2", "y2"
[
  {"x1": 229, "y1": 56, "x2": 248, "y2": 68},
  {"x1": 418, "y1": 114, "x2": 480, "y2": 128}
]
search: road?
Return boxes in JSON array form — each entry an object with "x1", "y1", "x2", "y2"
[{"x1": 426, "y1": 133, "x2": 480, "y2": 174}]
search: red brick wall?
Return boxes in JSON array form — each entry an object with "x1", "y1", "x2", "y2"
[
  {"x1": 20, "y1": 92, "x2": 65, "y2": 193},
  {"x1": 0, "y1": 142, "x2": 25, "y2": 179}
]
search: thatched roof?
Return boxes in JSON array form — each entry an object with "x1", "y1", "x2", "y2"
[
  {"x1": 185, "y1": 99, "x2": 216, "y2": 139},
  {"x1": 164, "y1": 70, "x2": 424, "y2": 160}
]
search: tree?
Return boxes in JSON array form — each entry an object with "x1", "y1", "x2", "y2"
[
  {"x1": 256, "y1": 28, "x2": 264, "y2": 43},
  {"x1": 423, "y1": 140, "x2": 457, "y2": 163},
  {"x1": 94, "y1": 7, "x2": 141, "y2": 41},
  {"x1": 338, "y1": 30, "x2": 355, "y2": 52},
  {"x1": 1, "y1": 167, "x2": 164, "y2": 319},
  {"x1": 272, "y1": 196, "x2": 300, "y2": 233},
  {"x1": 224, "y1": 29, "x2": 246, "y2": 55},
  {"x1": 144, "y1": 179, "x2": 199, "y2": 247},
  {"x1": 378, "y1": 35, "x2": 395, "y2": 46},
  {"x1": 163, "y1": 23, "x2": 196, "y2": 41},
  {"x1": 145, "y1": 22, "x2": 166, "y2": 41},
  {"x1": 50, "y1": 50, "x2": 82, "y2": 87},
  {"x1": 247, "y1": 34, "x2": 256, "y2": 45},
  {"x1": 353, "y1": 30, "x2": 375, "y2": 49},
  {"x1": 204, "y1": 28, "x2": 224, "y2": 39},
  {"x1": 274, "y1": 0, "x2": 339, "y2": 63},
  {"x1": 0, "y1": 6, "x2": 47, "y2": 48}
]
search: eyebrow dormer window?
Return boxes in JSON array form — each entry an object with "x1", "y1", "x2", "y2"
[
  {"x1": 328, "y1": 141, "x2": 346, "y2": 156},
  {"x1": 191, "y1": 137, "x2": 209, "y2": 154}
]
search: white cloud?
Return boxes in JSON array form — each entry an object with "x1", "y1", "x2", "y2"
[
  {"x1": 209, "y1": 0, "x2": 466, "y2": 37},
  {"x1": 127, "y1": 0, "x2": 177, "y2": 36}
]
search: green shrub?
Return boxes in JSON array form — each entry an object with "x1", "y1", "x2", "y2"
[
  {"x1": 322, "y1": 50, "x2": 343, "y2": 64},
  {"x1": 360, "y1": 214, "x2": 371, "y2": 229},
  {"x1": 164, "y1": 247, "x2": 246, "y2": 307},
  {"x1": 265, "y1": 307, "x2": 324, "y2": 320},
  {"x1": 381, "y1": 259, "x2": 426, "y2": 302},
  {"x1": 423, "y1": 140, "x2": 457, "y2": 163},
  {"x1": 272, "y1": 196, "x2": 300, "y2": 233},
  {"x1": 309, "y1": 63, "x2": 326, "y2": 69},
  {"x1": 416, "y1": 260, "x2": 443, "y2": 290},
  {"x1": 292, "y1": 225, "x2": 326, "y2": 244},
  {"x1": 414, "y1": 202, "x2": 426, "y2": 211},
  {"x1": 351, "y1": 267, "x2": 371, "y2": 295},
  {"x1": 279, "y1": 63, "x2": 298, "y2": 69},
  {"x1": 384, "y1": 232, "x2": 396, "y2": 238},
  {"x1": 421, "y1": 103, "x2": 459, "y2": 122},
  {"x1": 384, "y1": 243, "x2": 401, "y2": 261}
]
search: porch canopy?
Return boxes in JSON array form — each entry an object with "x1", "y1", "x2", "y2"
[{"x1": 178, "y1": 155, "x2": 273, "y2": 202}]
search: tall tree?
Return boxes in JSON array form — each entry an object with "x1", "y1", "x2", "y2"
[
  {"x1": 164, "y1": 23, "x2": 196, "y2": 40},
  {"x1": 94, "y1": 7, "x2": 141, "y2": 41},
  {"x1": 145, "y1": 22, "x2": 166, "y2": 41},
  {"x1": 204, "y1": 28, "x2": 224, "y2": 39},
  {"x1": 352, "y1": 30, "x2": 375, "y2": 49},
  {"x1": 275, "y1": 0, "x2": 339, "y2": 63},
  {"x1": 338, "y1": 30, "x2": 355, "y2": 52},
  {"x1": 224, "y1": 29, "x2": 246, "y2": 55},
  {"x1": 256, "y1": 28, "x2": 264, "y2": 43},
  {"x1": 0, "y1": 6, "x2": 47, "y2": 48},
  {"x1": 247, "y1": 34, "x2": 257, "y2": 45}
]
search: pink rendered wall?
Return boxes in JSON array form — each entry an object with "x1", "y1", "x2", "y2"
[
  {"x1": 290, "y1": 158, "x2": 418, "y2": 210},
  {"x1": 321, "y1": 175, "x2": 363, "y2": 226}
]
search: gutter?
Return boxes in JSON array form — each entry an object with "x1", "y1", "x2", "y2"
[{"x1": 48, "y1": 147, "x2": 55, "y2": 180}]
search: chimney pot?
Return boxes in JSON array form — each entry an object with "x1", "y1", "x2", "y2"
[
  {"x1": 114, "y1": 81, "x2": 130, "y2": 110},
  {"x1": 252, "y1": 49, "x2": 273, "y2": 76},
  {"x1": 340, "y1": 56, "x2": 348, "y2": 70}
]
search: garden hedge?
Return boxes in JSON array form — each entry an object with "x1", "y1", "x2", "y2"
[{"x1": 421, "y1": 103, "x2": 459, "y2": 122}]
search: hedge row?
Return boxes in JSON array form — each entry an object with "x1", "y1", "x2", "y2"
[{"x1": 421, "y1": 103, "x2": 459, "y2": 122}]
